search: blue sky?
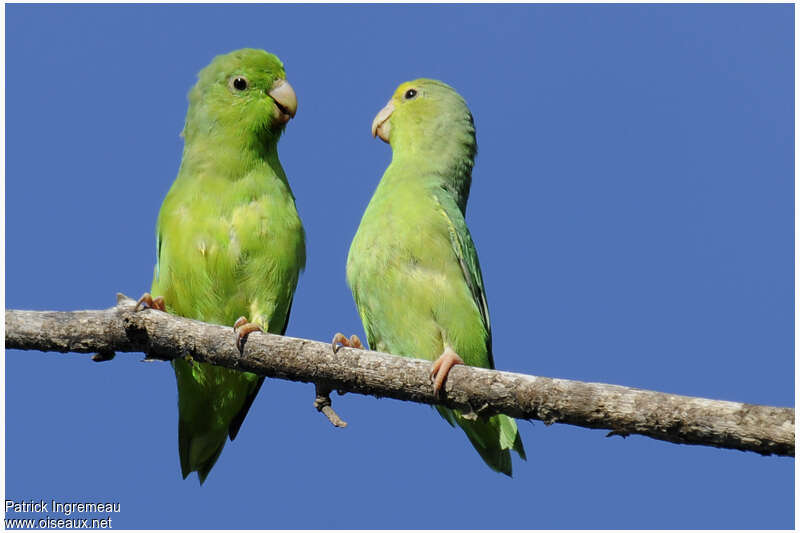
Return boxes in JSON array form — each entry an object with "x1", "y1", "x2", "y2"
[{"x1": 5, "y1": 4, "x2": 794, "y2": 529}]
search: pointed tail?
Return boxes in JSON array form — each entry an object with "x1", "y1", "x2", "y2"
[
  {"x1": 177, "y1": 418, "x2": 227, "y2": 485},
  {"x1": 436, "y1": 406, "x2": 527, "y2": 476},
  {"x1": 173, "y1": 359, "x2": 263, "y2": 484}
]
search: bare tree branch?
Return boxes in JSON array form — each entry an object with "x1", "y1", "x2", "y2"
[
  {"x1": 5, "y1": 294, "x2": 794, "y2": 457},
  {"x1": 313, "y1": 383, "x2": 348, "y2": 428}
]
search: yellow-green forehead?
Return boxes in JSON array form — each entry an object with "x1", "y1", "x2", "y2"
[
  {"x1": 392, "y1": 81, "x2": 415, "y2": 99},
  {"x1": 390, "y1": 78, "x2": 453, "y2": 100},
  {"x1": 390, "y1": 79, "x2": 426, "y2": 99}
]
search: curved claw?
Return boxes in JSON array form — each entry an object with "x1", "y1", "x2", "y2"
[
  {"x1": 431, "y1": 348, "x2": 465, "y2": 396},
  {"x1": 233, "y1": 316, "x2": 263, "y2": 354},
  {"x1": 331, "y1": 333, "x2": 363, "y2": 354},
  {"x1": 331, "y1": 333, "x2": 347, "y2": 354},
  {"x1": 135, "y1": 293, "x2": 165, "y2": 312}
]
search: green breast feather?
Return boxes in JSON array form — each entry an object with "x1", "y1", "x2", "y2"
[
  {"x1": 346, "y1": 79, "x2": 525, "y2": 476},
  {"x1": 148, "y1": 48, "x2": 304, "y2": 484}
]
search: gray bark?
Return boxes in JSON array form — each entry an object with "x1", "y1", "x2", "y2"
[{"x1": 5, "y1": 294, "x2": 794, "y2": 457}]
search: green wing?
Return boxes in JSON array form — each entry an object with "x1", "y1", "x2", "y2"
[
  {"x1": 432, "y1": 187, "x2": 526, "y2": 475},
  {"x1": 432, "y1": 188, "x2": 494, "y2": 367},
  {"x1": 152, "y1": 172, "x2": 303, "y2": 484},
  {"x1": 227, "y1": 294, "x2": 293, "y2": 441}
]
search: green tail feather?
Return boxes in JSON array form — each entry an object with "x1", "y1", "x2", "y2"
[
  {"x1": 177, "y1": 417, "x2": 227, "y2": 485},
  {"x1": 173, "y1": 359, "x2": 262, "y2": 484},
  {"x1": 436, "y1": 406, "x2": 526, "y2": 476}
]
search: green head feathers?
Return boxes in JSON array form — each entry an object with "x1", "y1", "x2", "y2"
[
  {"x1": 371, "y1": 78, "x2": 476, "y2": 157},
  {"x1": 349, "y1": 78, "x2": 525, "y2": 475},
  {"x1": 183, "y1": 48, "x2": 297, "y2": 144},
  {"x1": 372, "y1": 78, "x2": 476, "y2": 213},
  {"x1": 153, "y1": 48, "x2": 306, "y2": 483}
]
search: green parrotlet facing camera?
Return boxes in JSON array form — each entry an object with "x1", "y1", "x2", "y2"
[
  {"x1": 335, "y1": 79, "x2": 526, "y2": 476},
  {"x1": 137, "y1": 49, "x2": 305, "y2": 484}
]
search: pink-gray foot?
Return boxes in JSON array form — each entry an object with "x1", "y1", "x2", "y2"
[
  {"x1": 135, "y1": 293, "x2": 165, "y2": 312},
  {"x1": 331, "y1": 333, "x2": 364, "y2": 354},
  {"x1": 233, "y1": 316, "x2": 263, "y2": 354},
  {"x1": 431, "y1": 348, "x2": 465, "y2": 395}
]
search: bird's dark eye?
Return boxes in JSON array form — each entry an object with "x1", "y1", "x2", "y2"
[
  {"x1": 404, "y1": 88, "x2": 418, "y2": 100},
  {"x1": 231, "y1": 77, "x2": 248, "y2": 91}
]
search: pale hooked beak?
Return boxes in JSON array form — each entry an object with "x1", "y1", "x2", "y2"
[
  {"x1": 371, "y1": 99, "x2": 395, "y2": 143},
  {"x1": 268, "y1": 79, "x2": 297, "y2": 124}
]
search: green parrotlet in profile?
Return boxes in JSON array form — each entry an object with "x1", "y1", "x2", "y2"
[
  {"x1": 137, "y1": 49, "x2": 305, "y2": 484},
  {"x1": 336, "y1": 79, "x2": 526, "y2": 476}
]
